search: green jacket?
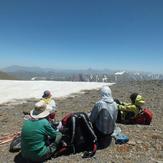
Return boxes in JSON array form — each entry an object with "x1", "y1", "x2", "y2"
[
  {"x1": 118, "y1": 95, "x2": 145, "y2": 119},
  {"x1": 21, "y1": 118, "x2": 62, "y2": 161},
  {"x1": 118, "y1": 103, "x2": 139, "y2": 118}
]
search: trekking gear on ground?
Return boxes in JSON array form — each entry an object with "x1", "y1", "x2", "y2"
[
  {"x1": 114, "y1": 133, "x2": 129, "y2": 144},
  {"x1": 131, "y1": 108, "x2": 153, "y2": 125},
  {"x1": 0, "y1": 132, "x2": 20, "y2": 146},
  {"x1": 112, "y1": 127, "x2": 129, "y2": 144},
  {"x1": 9, "y1": 134, "x2": 21, "y2": 152},
  {"x1": 60, "y1": 112, "x2": 97, "y2": 157}
]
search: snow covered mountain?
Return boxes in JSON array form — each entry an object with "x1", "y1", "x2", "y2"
[{"x1": 2, "y1": 65, "x2": 163, "y2": 82}]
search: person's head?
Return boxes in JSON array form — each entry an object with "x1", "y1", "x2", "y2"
[
  {"x1": 100, "y1": 86, "x2": 113, "y2": 102},
  {"x1": 42, "y1": 90, "x2": 52, "y2": 98},
  {"x1": 30, "y1": 101, "x2": 51, "y2": 119},
  {"x1": 130, "y1": 93, "x2": 138, "y2": 104},
  {"x1": 130, "y1": 93, "x2": 145, "y2": 106}
]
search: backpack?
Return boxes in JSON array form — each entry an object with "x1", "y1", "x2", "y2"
[
  {"x1": 9, "y1": 134, "x2": 21, "y2": 152},
  {"x1": 132, "y1": 108, "x2": 153, "y2": 125},
  {"x1": 60, "y1": 112, "x2": 97, "y2": 157}
]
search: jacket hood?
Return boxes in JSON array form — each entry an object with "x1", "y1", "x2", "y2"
[{"x1": 100, "y1": 86, "x2": 114, "y2": 103}]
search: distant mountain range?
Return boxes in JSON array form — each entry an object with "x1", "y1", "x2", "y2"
[
  {"x1": 2, "y1": 65, "x2": 113, "y2": 74},
  {"x1": 0, "y1": 70, "x2": 17, "y2": 80},
  {"x1": 1, "y1": 65, "x2": 114, "y2": 80},
  {"x1": 1, "y1": 65, "x2": 163, "y2": 82},
  {"x1": 3, "y1": 65, "x2": 54, "y2": 73}
]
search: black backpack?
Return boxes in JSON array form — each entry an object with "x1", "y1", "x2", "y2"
[
  {"x1": 9, "y1": 134, "x2": 21, "y2": 152},
  {"x1": 60, "y1": 112, "x2": 97, "y2": 157}
]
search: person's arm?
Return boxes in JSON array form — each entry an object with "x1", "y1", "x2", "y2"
[
  {"x1": 89, "y1": 102, "x2": 101, "y2": 123},
  {"x1": 45, "y1": 122, "x2": 62, "y2": 144},
  {"x1": 118, "y1": 103, "x2": 137, "y2": 113},
  {"x1": 50, "y1": 99, "x2": 57, "y2": 110},
  {"x1": 118, "y1": 104, "x2": 127, "y2": 111}
]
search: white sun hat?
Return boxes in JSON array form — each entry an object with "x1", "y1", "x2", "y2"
[{"x1": 30, "y1": 101, "x2": 51, "y2": 119}]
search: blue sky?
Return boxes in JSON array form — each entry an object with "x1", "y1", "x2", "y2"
[{"x1": 0, "y1": 0, "x2": 163, "y2": 73}]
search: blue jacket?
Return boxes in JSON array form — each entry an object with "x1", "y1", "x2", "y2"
[{"x1": 90, "y1": 86, "x2": 118, "y2": 135}]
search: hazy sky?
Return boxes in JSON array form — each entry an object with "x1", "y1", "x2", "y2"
[{"x1": 0, "y1": 0, "x2": 163, "y2": 73}]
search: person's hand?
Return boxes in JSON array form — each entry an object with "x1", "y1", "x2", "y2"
[{"x1": 114, "y1": 99, "x2": 121, "y2": 105}]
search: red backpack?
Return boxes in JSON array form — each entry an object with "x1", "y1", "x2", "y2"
[{"x1": 133, "y1": 108, "x2": 153, "y2": 125}]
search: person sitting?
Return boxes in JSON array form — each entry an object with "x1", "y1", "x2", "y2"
[
  {"x1": 116, "y1": 93, "x2": 145, "y2": 124},
  {"x1": 21, "y1": 101, "x2": 62, "y2": 162},
  {"x1": 40, "y1": 90, "x2": 57, "y2": 121},
  {"x1": 89, "y1": 86, "x2": 118, "y2": 149}
]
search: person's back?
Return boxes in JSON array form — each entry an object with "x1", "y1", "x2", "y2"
[
  {"x1": 40, "y1": 90, "x2": 57, "y2": 121},
  {"x1": 93, "y1": 100, "x2": 117, "y2": 135},
  {"x1": 21, "y1": 101, "x2": 62, "y2": 162},
  {"x1": 41, "y1": 90, "x2": 56, "y2": 110},
  {"x1": 89, "y1": 86, "x2": 118, "y2": 149},
  {"x1": 21, "y1": 118, "x2": 59, "y2": 160}
]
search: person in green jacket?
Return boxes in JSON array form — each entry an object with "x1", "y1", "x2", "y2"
[
  {"x1": 21, "y1": 101, "x2": 62, "y2": 162},
  {"x1": 115, "y1": 93, "x2": 145, "y2": 123}
]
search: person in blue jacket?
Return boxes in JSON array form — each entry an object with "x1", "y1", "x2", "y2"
[{"x1": 89, "y1": 86, "x2": 118, "y2": 149}]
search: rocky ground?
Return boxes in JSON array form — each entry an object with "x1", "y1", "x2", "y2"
[{"x1": 0, "y1": 80, "x2": 163, "y2": 163}]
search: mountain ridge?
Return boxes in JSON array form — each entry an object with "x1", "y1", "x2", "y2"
[
  {"x1": 1, "y1": 65, "x2": 163, "y2": 81},
  {"x1": 0, "y1": 70, "x2": 17, "y2": 80}
]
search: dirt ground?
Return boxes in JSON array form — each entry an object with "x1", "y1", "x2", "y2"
[{"x1": 0, "y1": 80, "x2": 163, "y2": 163}]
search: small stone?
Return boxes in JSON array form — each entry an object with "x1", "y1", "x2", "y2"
[
  {"x1": 128, "y1": 141, "x2": 136, "y2": 146},
  {"x1": 136, "y1": 140, "x2": 142, "y2": 144}
]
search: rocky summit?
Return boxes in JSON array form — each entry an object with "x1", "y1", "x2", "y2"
[{"x1": 0, "y1": 80, "x2": 163, "y2": 163}]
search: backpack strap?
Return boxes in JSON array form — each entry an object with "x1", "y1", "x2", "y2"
[
  {"x1": 70, "y1": 116, "x2": 76, "y2": 144},
  {"x1": 79, "y1": 113, "x2": 97, "y2": 142},
  {"x1": 78, "y1": 113, "x2": 97, "y2": 158}
]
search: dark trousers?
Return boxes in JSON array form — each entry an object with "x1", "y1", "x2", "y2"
[
  {"x1": 21, "y1": 141, "x2": 60, "y2": 162},
  {"x1": 117, "y1": 110, "x2": 135, "y2": 124},
  {"x1": 21, "y1": 152, "x2": 51, "y2": 163},
  {"x1": 93, "y1": 126, "x2": 112, "y2": 150}
]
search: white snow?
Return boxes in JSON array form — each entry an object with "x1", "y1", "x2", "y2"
[
  {"x1": 114, "y1": 71, "x2": 126, "y2": 75},
  {"x1": 0, "y1": 80, "x2": 114, "y2": 104}
]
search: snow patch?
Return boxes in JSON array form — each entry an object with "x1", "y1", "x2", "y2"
[
  {"x1": 115, "y1": 71, "x2": 126, "y2": 75},
  {"x1": 0, "y1": 80, "x2": 114, "y2": 104}
]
